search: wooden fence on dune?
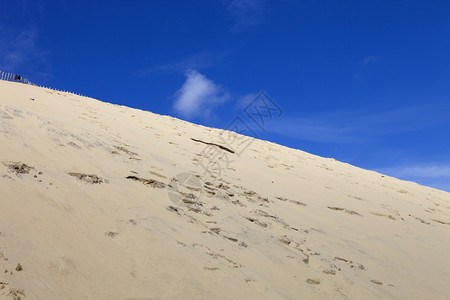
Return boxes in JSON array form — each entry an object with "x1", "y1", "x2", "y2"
[
  {"x1": 0, "y1": 70, "x2": 34, "y2": 85},
  {"x1": 0, "y1": 70, "x2": 89, "y2": 97}
]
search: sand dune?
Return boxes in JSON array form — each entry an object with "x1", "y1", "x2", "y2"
[{"x1": 1, "y1": 80, "x2": 450, "y2": 299}]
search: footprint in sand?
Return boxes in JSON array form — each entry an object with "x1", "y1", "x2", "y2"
[
  {"x1": 327, "y1": 206, "x2": 362, "y2": 216},
  {"x1": 306, "y1": 279, "x2": 321, "y2": 285},
  {"x1": 69, "y1": 172, "x2": 106, "y2": 184}
]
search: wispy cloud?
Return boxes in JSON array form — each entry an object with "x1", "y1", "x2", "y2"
[
  {"x1": 235, "y1": 92, "x2": 258, "y2": 109},
  {"x1": 266, "y1": 103, "x2": 450, "y2": 143},
  {"x1": 377, "y1": 164, "x2": 450, "y2": 192},
  {"x1": 172, "y1": 70, "x2": 230, "y2": 119},
  {"x1": 141, "y1": 52, "x2": 228, "y2": 75},
  {"x1": 225, "y1": 0, "x2": 267, "y2": 32},
  {"x1": 363, "y1": 56, "x2": 378, "y2": 66},
  {"x1": 353, "y1": 56, "x2": 379, "y2": 79},
  {"x1": 266, "y1": 115, "x2": 364, "y2": 143},
  {"x1": 380, "y1": 165, "x2": 450, "y2": 179},
  {"x1": 0, "y1": 28, "x2": 48, "y2": 72}
]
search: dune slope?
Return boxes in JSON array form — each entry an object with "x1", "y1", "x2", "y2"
[{"x1": 1, "y1": 80, "x2": 450, "y2": 299}]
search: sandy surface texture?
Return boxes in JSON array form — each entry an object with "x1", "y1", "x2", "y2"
[{"x1": 1, "y1": 80, "x2": 450, "y2": 299}]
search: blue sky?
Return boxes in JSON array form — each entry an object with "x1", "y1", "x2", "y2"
[{"x1": 1, "y1": 0, "x2": 450, "y2": 192}]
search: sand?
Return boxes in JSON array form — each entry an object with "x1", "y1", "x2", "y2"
[{"x1": 1, "y1": 80, "x2": 450, "y2": 299}]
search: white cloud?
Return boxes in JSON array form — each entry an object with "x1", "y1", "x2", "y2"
[{"x1": 173, "y1": 70, "x2": 229, "y2": 119}]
